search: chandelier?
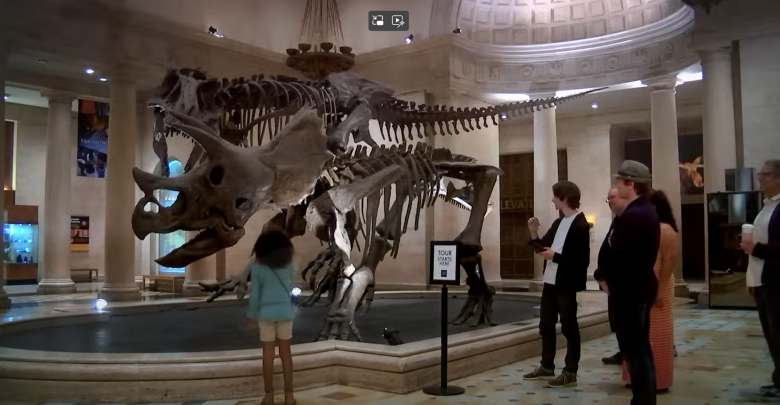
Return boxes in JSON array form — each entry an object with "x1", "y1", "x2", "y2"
[{"x1": 286, "y1": 0, "x2": 355, "y2": 79}]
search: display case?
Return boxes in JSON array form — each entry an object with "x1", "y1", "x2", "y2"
[
  {"x1": 4, "y1": 223, "x2": 38, "y2": 263},
  {"x1": 707, "y1": 191, "x2": 763, "y2": 308},
  {"x1": 3, "y1": 190, "x2": 39, "y2": 283}
]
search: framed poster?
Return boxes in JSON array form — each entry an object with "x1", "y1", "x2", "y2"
[
  {"x1": 429, "y1": 241, "x2": 460, "y2": 285},
  {"x1": 70, "y1": 216, "x2": 89, "y2": 252}
]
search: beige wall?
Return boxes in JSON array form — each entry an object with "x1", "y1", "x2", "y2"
[
  {"x1": 740, "y1": 33, "x2": 780, "y2": 172},
  {"x1": 5, "y1": 102, "x2": 107, "y2": 278}
]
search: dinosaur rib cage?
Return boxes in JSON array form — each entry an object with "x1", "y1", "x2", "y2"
[{"x1": 317, "y1": 142, "x2": 476, "y2": 259}]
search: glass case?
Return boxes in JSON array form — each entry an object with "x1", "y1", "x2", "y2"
[
  {"x1": 707, "y1": 191, "x2": 763, "y2": 308},
  {"x1": 3, "y1": 223, "x2": 39, "y2": 265}
]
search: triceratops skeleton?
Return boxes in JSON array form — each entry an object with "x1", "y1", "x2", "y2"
[{"x1": 134, "y1": 68, "x2": 600, "y2": 340}]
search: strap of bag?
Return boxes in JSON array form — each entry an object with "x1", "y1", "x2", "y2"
[{"x1": 269, "y1": 268, "x2": 292, "y2": 294}]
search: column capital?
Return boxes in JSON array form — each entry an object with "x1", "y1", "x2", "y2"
[
  {"x1": 643, "y1": 74, "x2": 678, "y2": 91},
  {"x1": 699, "y1": 46, "x2": 733, "y2": 64},
  {"x1": 108, "y1": 63, "x2": 140, "y2": 85},
  {"x1": 41, "y1": 90, "x2": 77, "y2": 105}
]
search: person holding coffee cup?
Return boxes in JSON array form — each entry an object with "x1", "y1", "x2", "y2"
[{"x1": 740, "y1": 160, "x2": 780, "y2": 398}]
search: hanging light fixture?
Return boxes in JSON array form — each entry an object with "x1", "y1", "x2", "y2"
[{"x1": 285, "y1": 0, "x2": 355, "y2": 79}]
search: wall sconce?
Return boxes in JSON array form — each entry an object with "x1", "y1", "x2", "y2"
[{"x1": 585, "y1": 213, "x2": 596, "y2": 228}]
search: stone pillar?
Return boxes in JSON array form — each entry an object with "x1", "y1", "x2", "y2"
[
  {"x1": 37, "y1": 92, "x2": 77, "y2": 294},
  {"x1": 701, "y1": 47, "x2": 737, "y2": 193},
  {"x1": 645, "y1": 75, "x2": 688, "y2": 297},
  {"x1": 0, "y1": 40, "x2": 10, "y2": 308},
  {"x1": 430, "y1": 90, "x2": 502, "y2": 285},
  {"x1": 99, "y1": 68, "x2": 141, "y2": 301},
  {"x1": 701, "y1": 47, "x2": 738, "y2": 302},
  {"x1": 183, "y1": 232, "x2": 217, "y2": 296},
  {"x1": 531, "y1": 100, "x2": 559, "y2": 291},
  {"x1": 134, "y1": 103, "x2": 154, "y2": 283}
]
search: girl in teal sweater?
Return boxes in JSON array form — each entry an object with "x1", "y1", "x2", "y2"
[{"x1": 246, "y1": 230, "x2": 296, "y2": 405}]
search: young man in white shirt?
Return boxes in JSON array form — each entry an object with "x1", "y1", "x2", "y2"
[
  {"x1": 523, "y1": 181, "x2": 591, "y2": 387},
  {"x1": 741, "y1": 159, "x2": 780, "y2": 398}
]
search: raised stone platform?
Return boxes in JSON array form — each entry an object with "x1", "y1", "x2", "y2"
[{"x1": 0, "y1": 291, "x2": 609, "y2": 402}]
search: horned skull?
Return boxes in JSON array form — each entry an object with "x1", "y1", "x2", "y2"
[{"x1": 133, "y1": 109, "x2": 333, "y2": 268}]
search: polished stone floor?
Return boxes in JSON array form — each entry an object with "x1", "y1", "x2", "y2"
[{"x1": 1, "y1": 284, "x2": 776, "y2": 404}]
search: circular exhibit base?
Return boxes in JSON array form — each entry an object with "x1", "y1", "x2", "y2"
[{"x1": 422, "y1": 384, "x2": 465, "y2": 396}]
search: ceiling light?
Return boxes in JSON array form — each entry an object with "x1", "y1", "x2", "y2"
[
  {"x1": 591, "y1": 102, "x2": 599, "y2": 109},
  {"x1": 404, "y1": 34, "x2": 415, "y2": 44},
  {"x1": 208, "y1": 25, "x2": 225, "y2": 38},
  {"x1": 452, "y1": 27, "x2": 462, "y2": 34},
  {"x1": 85, "y1": 67, "x2": 95, "y2": 75},
  {"x1": 99, "y1": 77, "x2": 108, "y2": 82},
  {"x1": 499, "y1": 112, "x2": 508, "y2": 120}
]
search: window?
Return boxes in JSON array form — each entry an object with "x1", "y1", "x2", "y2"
[{"x1": 158, "y1": 160, "x2": 185, "y2": 274}]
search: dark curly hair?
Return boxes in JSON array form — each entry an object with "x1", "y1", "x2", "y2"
[
  {"x1": 649, "y1": 190, "x2": 678, "y2": 233},
  {"x1": 552, "y1": 180, "x2": 581, "y2": 209},
  {"x1": 252, "y1": 230, "x2": 294, "y2": 268}
]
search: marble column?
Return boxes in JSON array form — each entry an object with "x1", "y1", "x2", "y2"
[
  {"x1": 531, "y1": 100, "x2": 559, "y2": 291},
  {"x1": 645, "y1": 75, "x2": 688, "y2": 297},
  {"x1": 134, "y1": 103, "x2": 154, "y2": 283},
  {"x1": 183, "y1": 234, "x2": 218, "y2": 297},
  {"x1": 701, "y1": 47, "x2": 737, "y2": 193},
  {"x1": 700, "y1": 47, "x2": 738, "y2": 302},
  {"x1": 37, "y1": 92, "x2": 77, "y2": 294},
  {"x1": 99, "y1": 68, "x2": 141, "y2": 301},
  {"x1": 0, "y1": 41, "x2": 9, "y2": 308},
  {"x1": 430, "y1": 90, "x2": 502, "y2": 285}
]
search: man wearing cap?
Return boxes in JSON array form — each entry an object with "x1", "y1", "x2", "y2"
[
  {"x1": 595, "y1": 160, "x2": 660, "y2": 405},
  {"x1": 740, "y1": 159, "x2": 780, "y2": 397},
  {"x1": 597, "y1": 187, "x2": 628, "y2": 365}
]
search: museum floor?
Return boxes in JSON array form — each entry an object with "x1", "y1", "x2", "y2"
[{"x1": 1, "y1": 284, "x2": 775, "y2": 405}]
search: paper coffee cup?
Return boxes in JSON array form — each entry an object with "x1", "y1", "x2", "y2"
[{"x1": 742, "y1": 223, "x2": 754, "y2": 242}]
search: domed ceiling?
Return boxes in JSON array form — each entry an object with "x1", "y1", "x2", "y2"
[{"x1": 457, "y1": 0, "x2": 685, "y2": 45}]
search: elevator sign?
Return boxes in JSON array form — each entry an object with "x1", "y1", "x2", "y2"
[{"x1": 429, "y1": 241, "x2": 460, "y2": 285}]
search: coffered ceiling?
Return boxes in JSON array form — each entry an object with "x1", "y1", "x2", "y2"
[{"x1": 457, "y1": 0, "x2": 685, "y2": 45}]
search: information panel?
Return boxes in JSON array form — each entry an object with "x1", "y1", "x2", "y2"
[{"x1": 429, "y1": 241, "x2": 460, "y2": 285}]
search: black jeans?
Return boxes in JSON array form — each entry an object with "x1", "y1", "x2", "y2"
[
  {"x1": 540, "y1": 283, "x2": 581, "y2": 373},
  {"x1": 613, "y1": 298, "x2": 656, "y2": 405},
  {"x1": 754, "y1": 285, "x2": 780, "y2": 387}
]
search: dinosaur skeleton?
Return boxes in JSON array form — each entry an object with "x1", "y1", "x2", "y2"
[{"x1": 134, "y1": 68, "x2": 601, "y2": 341}]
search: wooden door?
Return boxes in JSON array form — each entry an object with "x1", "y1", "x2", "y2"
[{"x1": 499, "y1": 151, "x2": 568, "y2": 279}]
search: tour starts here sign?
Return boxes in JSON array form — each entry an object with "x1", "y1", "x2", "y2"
[{"x1": 429, "y1": 241, "x2": 460, "y2": 285}]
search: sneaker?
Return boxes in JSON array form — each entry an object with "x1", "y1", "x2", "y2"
[
  {"x1": 523, "y1": 366, "x2": 555, "y2": 380},
  {"x1": 547, "y1": 370, "x2": 577, "y2": 388},
  {"x1": 601, "y1": 352, "x2": 622, "y2": 365}
]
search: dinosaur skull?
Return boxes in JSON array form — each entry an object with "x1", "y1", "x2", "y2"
[
  {"x1": 148, "y1": 68, "x2": 223, "y2": 129},
  {"x1": 133, "y1": 109, "x2": 332, "y2": 268}
]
